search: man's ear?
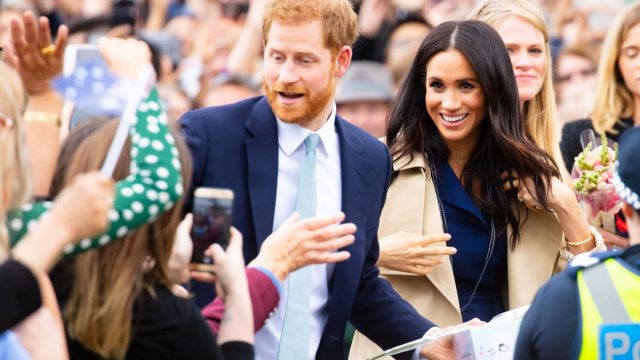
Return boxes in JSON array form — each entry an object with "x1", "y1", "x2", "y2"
[{"x1": 334, "y1": 46, "x2": 352, "y2": 77}]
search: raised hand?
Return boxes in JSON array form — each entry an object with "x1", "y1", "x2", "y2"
[
  {"x1": 419, "y1": 318, "x2": 485, "y2": 359},
  {"x1": 45, "y1": 171, "x2": 114, "y2": 242},
  {"x1": 97, "y1": 37, "x2": 153, "y2": 80},
  {"x1": 250, "y1": 212, "x2": 357, "y2": 282},
  {"x1": 7, "y1": 11, "x2": 68, "y2": 95},
  {"x1": 377, "y1": 232, "x2": 455, "y2": 276},
  {"x1": 191, "y1": 227, "x2": 249, "y2": 300}
]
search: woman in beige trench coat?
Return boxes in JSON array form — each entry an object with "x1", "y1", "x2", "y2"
[{"x1": 349, "y1": 20, "x2": 604, "y2": 359}]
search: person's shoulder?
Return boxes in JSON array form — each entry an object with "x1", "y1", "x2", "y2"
[
  {"x1": 336, "y1": 116, "x2": 388, "y2": 153},
  {"x1": 562, "y1": 119, "x2": 594, "y2": 137},
  {"x1": 566, "y1": 250, "x2": 623, "y2": 277},
  {"x1": 136, "y1": 284, "x2": 196, "y2": 321}
]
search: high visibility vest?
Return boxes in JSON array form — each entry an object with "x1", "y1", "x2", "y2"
[{"x1": 577, "y1": 258, "x2": 640, "y2": 360}]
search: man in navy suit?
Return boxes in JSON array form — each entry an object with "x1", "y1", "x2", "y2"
[{"x1": 180, "y1": 1, "x2": 466, "y2": 359}]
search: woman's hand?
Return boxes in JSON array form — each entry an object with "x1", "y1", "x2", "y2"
[
  {"x1": 46, "y1": 172, "x2": 114, "y2": 242},
  {"x1": 191, "y1": 227, "x2": 248, "y2": 300},
  {"x1": 6, "y1": 11, "x2": 68, "y2": 96},
  {"x1": 11, "y1": 172, "x2": 114, "y2": 273},
  {"x1": 502, "y1": 171, "x2": 573, "y2": 212},
  {"x1": 249, "y1": 212, "x2": 357, "y2": 282},
  {"x1": 596, "y1": 227, "x2": 629, "y2": 249},
  {"x1": 377, "y1": 232, "x2": 455, "y2": 276},
  {"x1": 503, "y1": 171, "x2": 597, "y2": 253},
  {"x1": 97, "y1": 37, "x2": 152, "y2": 81},
  {"x1": 168, "y1": 215, "x2": 194, "y2": 284}
]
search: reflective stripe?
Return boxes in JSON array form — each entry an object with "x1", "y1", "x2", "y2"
[
  {"x1": 577, "y1": 259, "x2": 640, "y2": 360},
  {"x1": 582, "y1": 264, "x2": 631, "y2": 323}
]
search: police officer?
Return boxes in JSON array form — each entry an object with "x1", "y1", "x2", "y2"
[{"x1": 514, "y1": 127, "x2": 640, "y2": 360}]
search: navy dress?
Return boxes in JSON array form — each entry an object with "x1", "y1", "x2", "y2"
[{"x1": 433, "y1": 159, "x2": 508, "y2": 322}]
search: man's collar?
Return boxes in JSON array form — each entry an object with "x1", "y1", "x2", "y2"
[{"x1": 276, "y1": 103, "x2": 337, "y2": 156}]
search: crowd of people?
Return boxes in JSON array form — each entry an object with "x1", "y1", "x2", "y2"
[{"x1": 0, "y1": 0, "x2": 639, "y2": 359}]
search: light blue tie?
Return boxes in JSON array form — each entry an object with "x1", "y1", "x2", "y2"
[{"x1": 277, "y1": 133, "x2": 320, "y2": 360}]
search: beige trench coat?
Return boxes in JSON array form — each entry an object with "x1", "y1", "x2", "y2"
[{"x1": 348, "y1": 153, "x2": 566, "y2": 360}]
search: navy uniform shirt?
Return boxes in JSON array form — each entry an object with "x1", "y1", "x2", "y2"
[{"x1": 514, "y1": 244, "x2": 640, "y2": 360}]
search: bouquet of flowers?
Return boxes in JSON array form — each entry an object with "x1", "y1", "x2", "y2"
[{"x1": 571, "y1": 130, "x2": 621, "y2": 232}]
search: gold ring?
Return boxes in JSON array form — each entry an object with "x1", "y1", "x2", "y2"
[{"x1": 41, "y1": 44, "x2": 55, "y2": 56}]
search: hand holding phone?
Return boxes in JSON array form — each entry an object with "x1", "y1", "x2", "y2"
[{"x1": 190, "y1": 187, "x2": 234, "y2": 270}]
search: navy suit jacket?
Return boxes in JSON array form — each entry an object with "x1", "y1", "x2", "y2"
[{"x1": 181, "y1": 96, "x2": 433, "y2": 359}]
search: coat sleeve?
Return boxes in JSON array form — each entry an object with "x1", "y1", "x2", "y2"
[
  {"x1": 349, "y1": 147, "x2": 435, "y2": 360},
  {"x1": 201, "y1": 268, "x2": 280, "y2": 334},
  {"x1": 0, "y1": 260, "x2": 42, "y2": 332}
]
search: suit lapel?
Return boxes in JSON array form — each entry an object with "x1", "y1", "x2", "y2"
[
  {"x1": 245, "y1": 98, "x2": 279, "y2": 246},
  {"x1": 331, "y1": 118, "x2": 367, "y2": 301}
]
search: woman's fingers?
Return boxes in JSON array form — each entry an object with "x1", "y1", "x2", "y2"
[
  {"x1": 36, "y1": 16, "x2": 51, "y2": 49},
  {"x1": 412, "y1": 246, "x2": 457, "y2": 257},
  {"x1": 53, "y1": 25, "x2": 68, "y2": 58},
  {"x1": 411, "y1": 233, "x2": 451, "y2": 247},
  {"x1": 190, "y1": 271, "x2": 217, "y2": 284}
]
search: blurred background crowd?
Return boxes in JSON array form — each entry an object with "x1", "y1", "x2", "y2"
[
  {"x1": 1, "y1": 0, "x2": 639, "y2": 359},
  {"x1": 0, "y1": 0, "x2": 631, "y2": 132}
]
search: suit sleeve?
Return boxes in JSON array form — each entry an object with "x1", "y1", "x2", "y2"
[
  {"x1": 180, "y1": 109, "x2": 211, "y2": 213},
  {"x1": 201, "y1": 268, "x2": 280, "y2": 334},
  {"x1": 349, "y1": 147, "x2": 434, "y2": 360}
]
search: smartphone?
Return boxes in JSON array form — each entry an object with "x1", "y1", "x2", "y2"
[
  {"x1": 63, "y1": 44, "x2": 102, "y2": 77},
  {"x1": 190, "y1": 187, "x2": 234, "y2": 269}
]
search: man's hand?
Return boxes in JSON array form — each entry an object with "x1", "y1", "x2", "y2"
[
  {"x1": 420, "y1": 319, "x2": 485, "y2": 359},
  {"x1": 250, "y1": 212, "x2": 356, "y2": 282}
]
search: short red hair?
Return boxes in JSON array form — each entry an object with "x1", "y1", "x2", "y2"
[{"x1": 262, "y1": 0, "x2": 358, "y2": 54}]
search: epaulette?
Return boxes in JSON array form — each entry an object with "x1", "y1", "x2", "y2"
[{"x1": 567, "y1": 250, "x2": 623, "y2": 277}]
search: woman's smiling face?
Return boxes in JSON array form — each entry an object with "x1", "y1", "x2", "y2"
[{"x1": 425, "y1": 49, "x2": 486, "y2": 150}]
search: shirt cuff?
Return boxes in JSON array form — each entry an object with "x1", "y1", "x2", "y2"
[
  {"x1": 248, "y1": 266, "x2": 283, "y2": 294},
  {"x1": 412, "y1": 327, "x2": 440, "y2": 360}
]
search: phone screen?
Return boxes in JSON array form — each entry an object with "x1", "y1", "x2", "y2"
[
  {"x1": 190, "y1": 188, "x2": 234, "y2": 265},
  {"x1": 63, "y1": 44, "x2": 102, "y2": 76}
]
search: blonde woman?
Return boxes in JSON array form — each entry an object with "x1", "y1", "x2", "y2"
[
  {"x1": 349, "y1": 20, "x2": 603, "y2": 360},
  {"x1": 0, "y1": 60, "x2": 112, "y2": 335},
  {"x1": 468, "y1": 0, "x2": 566, "y2": 175},
  {"x1": 468, "y1": 0, "x2": 601, "y2": 246},
  {"x1": 560, "y1": 3, "x2": 640, "y2": 248}
]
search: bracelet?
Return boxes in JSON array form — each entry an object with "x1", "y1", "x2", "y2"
[
  {"x1": 566, "y1": 232, "x2": 594, "y2": 246},
  {"x1": 23, "y1": 111, "x2": 61, "y2": 127}
]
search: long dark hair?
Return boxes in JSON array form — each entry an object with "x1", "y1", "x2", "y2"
[{"x1": 387, "y1": 20, "x2": 559, "y2": 247}]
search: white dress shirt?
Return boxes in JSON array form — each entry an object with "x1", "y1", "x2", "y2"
[{"x1": 255, "y1": 104, "x2": 342, "y2": 360}]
